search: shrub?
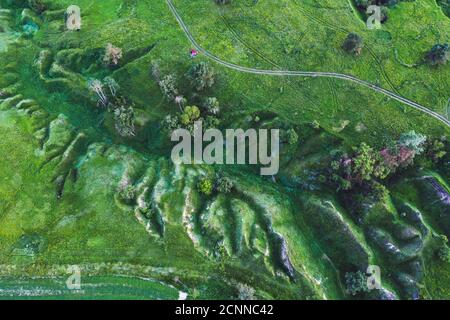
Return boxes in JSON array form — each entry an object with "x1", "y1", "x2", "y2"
[
  {"x1": 371, "y1": 181, "x2": 389, "y2": 202},
  {"x1": 203, "y1": 115, "x2": 221, "y2": 129},
  {"x1": 236, "y1": 283, "x2": 256, "y2": 300},
  {"x1": 311, "y1": 120, "x2": 320, "y2": 130},
  {"x1": 345, "y1": 271, "x2": 369, "y2": 296},
  {"x1": 216, "y1": 174, "x2": 234, "y2": 193},
  {"x1": 286, "y1": 128, "x2": 299, "y2": 146},
  {"x1": 203, "y1": 97, "x2": 220, "y2": 115},
  {"x1": 425, "y1": 44, "x2": 449, "y2": 66},
  {"x1": 198, "y1": 177, "x2": 214, "y2": 196},
  {"x1": 162, "y1": 114, "x2": 180, "y2": 132},
  {"x1": 352, "y1": 143, "x2": 377, "y2": 182},
  {"x1": 437, "y1": 245, "x2": 450, "y2": 263},
  {"x1": 103, "y1": 43, "x2": 123, "y2": 66},
  {"x1": 118, "y1": 185, "x2": 136, "y2": 203},
  {"x1": 112, "y1": 99, "x2": 136, "y2": 137},
  {"x1": 88, "y1": 78, "x2": 108, "y2": 106},
  {"x1": 158, "y1": 74, "x2": 179, "y2": 101}
]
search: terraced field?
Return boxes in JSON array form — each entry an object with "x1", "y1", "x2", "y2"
[{"x1": 0, "y1": 0, "x2": 449, "y2": 300}]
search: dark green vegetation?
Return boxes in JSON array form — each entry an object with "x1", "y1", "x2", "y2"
[
  {"x1": 437, "y1": 0, "x2": 450, "y2": 18},
  {"x1": 0, "y1": 0, "x2": 449, "y2": 300}
]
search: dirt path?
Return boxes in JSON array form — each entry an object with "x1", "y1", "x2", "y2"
[{"x1": 166, "y1": 0, "x2": 450, "y2": 127}]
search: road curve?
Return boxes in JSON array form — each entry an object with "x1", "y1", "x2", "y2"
[{"x1": 166, "y1": 0, "x2": 450, "y2": 127}]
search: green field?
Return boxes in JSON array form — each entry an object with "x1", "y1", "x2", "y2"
[
  {"x1": 0, "y1": 275, "x2": 180, "y2": 299},
  {"x1": 0, "y1": 0, "x2": 449, "y2": 300}
]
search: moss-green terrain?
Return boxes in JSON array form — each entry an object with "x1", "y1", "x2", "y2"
[{"x1": 0, "y1": 0, "x2": 449, "y2": 300}]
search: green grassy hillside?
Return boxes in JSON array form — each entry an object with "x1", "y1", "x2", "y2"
[{"x1": 0, "y1": 0, "x2": 449, "y2": 299}]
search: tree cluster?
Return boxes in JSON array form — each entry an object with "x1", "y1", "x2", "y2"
[
  {"x1": 154, "y1": 61, "x2": 222, "y2": 134},
  {"x1": 330, "y1": 131, "x2": 428, "y2": 193}
]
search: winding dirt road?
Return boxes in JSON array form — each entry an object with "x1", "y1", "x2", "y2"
[{"x1": 166, "y1": 0, "x2": 450, "y2": 127}]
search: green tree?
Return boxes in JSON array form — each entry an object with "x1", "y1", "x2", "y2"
[
  {"x1": 426, "y1": 136, "x2": 447, "y2": 163},
  {"x1": 158, "y1": 74, "x2": 178, "y2": 101},
  {"x1": 352, "y1": 143, "x2": 376, "y2": 182},
  {"x1": 216, "y1": 175, "x2": 234, "y2": 193},
  {"x1": 398, "y1": 131, "x2": 427, "y2": 155},
  {"x1": 203, "y1": 97, "x2": 220, "y2": 115},
  {"x1": 203, "y1": 115, "x2": 221, "y2": 129},
  {"x1": 332, "y1": 174, "x2": 352, "y2": 191},
  {"x1": 342, "y1": 33, "x2": 363, "y2": 56},
  {"x1": 180, "y1": 105, "x2": 201, "y2": 126},
  {"x1": 162, "y1": 114, "x2": 180, "y2": 132},
  {"x1": 371, "y1": 181, "x2": 389, "y2": 201},
  {"x1": 114, "y1": 106, "x2": 136, "y2": 137},
  {"x1": 118, "y1": 185, "x2": 136, "y2": 204},
  {"x1": 187, "y1": 62, "x2": 215, "y2": 91},
  {"x1": 437, "y1": 0, "x2": 450, "y2": 17},
  {"x1": 373, "y1": 153, "x2": 391, "y2": 180},
  {"x1": 198, "y1": 177, "x2": 214, "y2": 196},
  {"x1": 345, "y1": 271, "x2": 369, "y2": 296}
]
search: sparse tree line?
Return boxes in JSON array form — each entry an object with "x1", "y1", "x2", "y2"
[{"x1": 86, "y1": 43, "x2": 137, "y2": 139}]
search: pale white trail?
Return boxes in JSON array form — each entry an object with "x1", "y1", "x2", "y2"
[{"x1": 166, "y1": 0, "x2": 450, "y2": 127}]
